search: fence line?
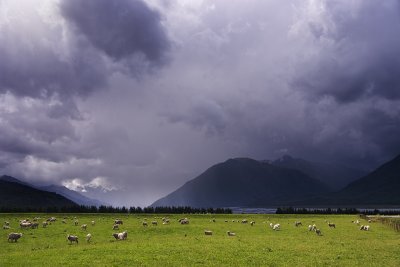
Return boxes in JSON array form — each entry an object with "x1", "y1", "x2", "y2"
[{"x1": 360, "y1": 214, "x2": 400, "y2": 232}]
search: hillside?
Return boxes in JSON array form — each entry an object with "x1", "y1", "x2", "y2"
[
  {"x1": 272, "y1": 155, "x2": 366, "y2": 190},
  {"x1": 151, "y1": 158, "x2": 329, "y2": 208},
  {"x1": 0, "y1": 175, "x2": 77, "y2": 209},
  {"x1": 334, "y1": 154, "x2": 400, "y2": 205}
]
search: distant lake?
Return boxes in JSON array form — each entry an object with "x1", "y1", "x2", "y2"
[{"x1": 228, "y1": 207, "x2": 400, "y2": 214}]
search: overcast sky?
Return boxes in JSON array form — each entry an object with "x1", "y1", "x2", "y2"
[{"x1": 1, "y1": 0, "x2": 400, "y2": 206}]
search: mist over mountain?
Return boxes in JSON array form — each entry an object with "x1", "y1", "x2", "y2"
[
  {"x1": 151, "y1": 158, "x2": 329, "y2": 208},
  {"x1": 272, "y1": 155, "x2": 367, "y2": 190},
  {"x1": 40, "y1": 185, "x2": 107, "y2": 207}
]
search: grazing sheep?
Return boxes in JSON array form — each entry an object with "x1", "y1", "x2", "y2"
[
  {"x1": 62, "y1": 220, "x2": 67, "y2": 224},
  {"x1": 86, "y1": 233, "x2": 92, "y2": 243},
  {"x1": 91, "y1": 221, "x2": 95, "y2": 226},
  {"x1": 241, "y1": 219, "x2": 248, "y2": 224},
  {"x1": 113, "y1": 231, "x2": 128, "y2": 240},
  {"x1": 360, "y1": 225, "x2": 370, "y2": 231},
  {"x1": 270, "y1": 223, "x2": 274, "y2": 228},
  {"x1": 20, "y1": 222, "x2": 32, "y2": 229},
  {"x1": 179, "y1": 218, "x2": 189, "y2": 225},
  {"x1": 152, "y1": 221, "x2": 158, "y2": 226},
  {"x1": 42, "y1": 222, "x2": 48, "y2": 228},
  {"x1": 250, "y1": 221, "x2": 255, "y2": 226},
  {"x1": 74, "y1": 220, "x2": 79, "y2": 226},
  {"x1": 112, "y1": 224, "x2": 119, "y2": 230},
  {"x1": 368, "y1": 219, "x2": 372, "y2": 223},
  {"x1": 227, "y1": 231, "x2": 236, "y2": 236},
  {"x1": 142, "y1": 221, "x2": 148, "y2": 227},
  {"x1": 81, "y1": 224, "x2": 87, "y2": 231},
  {"x1": 30, "y1": 223, "x2": 39, "y2": 229},
  {"x1": 295, "y1": 221, "x2": 302, "y2": 227},
  {"x1": 8, "y1": 233, "x2": 22, "y2": 242},
  {"x1": 309, "y1": 224, "x2": 317, "y2": 231},
  {"x1": 3, "y1": 225, "x2": 10, "y2": 230},
  {"x1": 4, "y1": 221, "x2": 10, "y2": 226},
  {"x1": 204, "y1": 230, "x2": 213, "y2": 236},
  {"x1": 315, "y1": 229, "x2": 322, "y2": 236},
  {"x1": 273, "y1": 224, "x2": 280, "y2": 231},
  {"x1": 48, "y1": 217, "x2": 56, "y2": 222},
  {"x1": 114, "y1": 219, "x2": 123, "y2": 225},
  {"x1": 328, "y1": 223, "x2": 336, "y2": 228},
  {"x1": 67, "y1": 235, "x2": 78, "y2": 244}
]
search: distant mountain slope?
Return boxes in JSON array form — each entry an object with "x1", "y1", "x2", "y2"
[
  {"x1": 334, "y1": 154, "x2": 400, "y2": 205},
  {"x1": 40, "y1": 185, "x2": 106, "y2": 207},
  {"x1": 0, "y1": 175, "x2": 77, "y2": 209},
  {"x1": 151, "y1": 158, "x2": 330, "y2": 208},
  {"x1": 272, "y1": 155, "x2": 366, "y2": 190}
]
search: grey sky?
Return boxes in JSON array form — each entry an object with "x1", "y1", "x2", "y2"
[{"x1": 1, "y1": 0, "x2": 399, "y2": 206}]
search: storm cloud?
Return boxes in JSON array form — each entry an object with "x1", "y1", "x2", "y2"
[{"x1": 1, "y1": 0, "x2": 400, "y2": 206}]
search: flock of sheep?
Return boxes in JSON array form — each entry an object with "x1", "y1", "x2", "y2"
[{"x1": 3, "y1": 215, "x2": 372, "y2": 244}]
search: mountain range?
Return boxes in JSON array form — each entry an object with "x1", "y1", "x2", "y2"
[{"x1": 152, "y1": 154, "x2": 400, "y2": 208}]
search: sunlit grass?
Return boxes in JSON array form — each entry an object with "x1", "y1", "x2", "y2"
[{"x1": 1, "y1": 213, "x2": 399, "y2": 266}]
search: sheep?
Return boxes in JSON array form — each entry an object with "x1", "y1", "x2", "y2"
[
  {"x1": 74, "y1": 220, "x2": 79, "y2": 226},
  {"x1": 241, "y1": 219, "x2": 248, "y2": 224},
  {"x1": 30, "y1": 223, "x2": 39, "y2": 229},
  {"x1": 114, "y1": 219, "x2": 123, "y2": 225},
  {"x1": 3, "y1": 225, "x2": 11, "y2": 230},
  {"x1": 113, "y1": 231, "x2": 127, "y2": 240},
  {"x1": 328, "y1": 222, "x2": 336, "y2": 228},
  {"x1": 112, "y1": 224, "x2": 119, "y2": 230},
  {"x1": 152, "y1": 221, "x2": 158, "y2": 226},
  {"x1": 211, "y1": 219, "x2": 216, "y2": 223},
  {"x1": 179, "y1": 218, "x2": 189, "y2": 225},
  {"x1": 315, "y1": 229, "x2": 322, "y2": 236},
  {"x1": 227, "y1": 231, "x2": 236, "y2": 236},
  {"x1": 20, "y1": 222, "x2": 32, "y2": 229},
  {"x1": 225, "y1": 220, "x2": 228, "y2": 223},
  {"x1": 67, "y1": 235, "x2": 78, "y2": 244},
  {"x1": 48, "y1": 217, "x2": 56, "y2": 222},
  {"x1": 250, "y1": 221, "x2": 255, "y2": 226},
  {"x1": 8, "y1": 233, "x2": 22, "y2": 242},
  {"x1": 204, "y1": 230, "x2": 213, "y2": 236},
  {"x1": 294, "y1": 221, "x2": 302, "y2": 227},
  {"x1": 62, "y1": 219, "x2": 67, "y2": 224},
  {"x1": 91, "y1": 221, "x2": 95, "y2": 226},
  {"x1": 81, "y1": 224, "x2": 87, "y2": 231},
  {"x1": 270, "y1": 223, "x2": 274, "y2": 228},
  {"x1": 273, "y1": 224, "x2": 280, "y2": 231},
  {"x1": 142, "y1": 221, "x2": 148, "y2": 227},
  {"x1": 309, "y1": 224, "x2": 317, "y2": 231},
  {"x1": 360, "y1": 225, "x2": 370, "y2": 231},
  {"x1": 42, "y1": 222, "x2": 48, "y2": 228},
  {"x1": 4, "y1": 221, "x2": 10, "y2": 226},
  {"x1": 86, "y1": 233, "x2": 92, "y2": 243}
]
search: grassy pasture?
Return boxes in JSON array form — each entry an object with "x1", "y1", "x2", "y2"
[{"x1": 1, "y1": 214, "x2": 399, "y2": 266}]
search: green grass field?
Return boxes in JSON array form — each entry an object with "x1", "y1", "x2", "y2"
[{"x1": 1, "y1": 214, "x2": 399, "y2": 266}]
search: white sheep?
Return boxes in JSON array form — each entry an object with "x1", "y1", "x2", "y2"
[
  {"x1": 8, "y1": 233, "x2": 22, "y2": 242},
  {"x1": 91, "y1": 221, "x2": 95, "y2": 226},
  {"x1": 294, "y1": 221, "x2": 302, "y2": 227},
  {"x1": 180, "y1": 218, "x2": 189, "y2": 225},
  {"x1": 112, "y1": 224, "x2": 119, "y2": 230},
  {"x1": 42, "y1": 222, "x2": 48, "y2": 228},
  {"x1": 67, "y1": 235, "x2": 78, "y2": 244},
  {"x1": 3, "y1": 225, "x2": 10, "y2": 230},
  {"x1": 113, "y1": 231, "x2": 127, "y2": 240},
  {"x1": 4, "y1": 221, "x2": 10, "y2": 226},
  {"x1": 360, "y1": 225, "x2": 370, "y2": 231},
  {"x1": 62, "y1": 219, "x2": 66, "y2": 224},
  {"x1": 227, "y1": 231, "x2": 236, "y2": 236},
  {"x1": 241, "y1": 219, "x2": 248, "y2": 224},
  {"x1": 273, "y1": 224, "x2": 280, "y2": 230},
  {"x1": 204, "y1": 230, "x2": 213, "y2": 235},
  {"x1": 74, "y1": 220, "x2": 79, "y2": 226},
  {"x1": 309, "y1": 224, "x2": 317, "y2": 231},
  {"x1": 114, "y1": 219, "x2": 123, "y2": 225},
  {"x1": 142, "y1": 221, "x2": 148, "y2": 227},
  {"x1": 31, "y1": 223, "x2": 39, "y2": 229},
  {"x1": 86, "y1": 233, "x2": 92, "y2": 243},
  {"x1": 152, "y1": 221, "x2": 158, "y2": 226},
  {"x1": 81, "y1": 224, "x2": 87, "y2": 231},
  {"x1": 20, "y1": 222, "x2": 32, "y2": 229},
  {"x1": 250, "y1": 221, "x2": 255, "y2": 226},
  {"x1": 270, "y1": 223, "x2": 274, "y2": 228}
]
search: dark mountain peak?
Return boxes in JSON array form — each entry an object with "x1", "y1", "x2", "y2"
[{"x1": 0, "y1": 175, "x2": 31, "y2": 186}]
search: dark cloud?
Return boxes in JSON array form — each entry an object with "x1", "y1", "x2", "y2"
[
  {"x1": 60, "y1": 0, "x2": 170, "y2": 68},
  {"x1": 293, "y1": 0, "x2": 400, "y2": 103}
]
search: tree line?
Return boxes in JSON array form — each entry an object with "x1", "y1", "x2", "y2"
[{"x1": 0, "y1": 205, "x2": 232, "y2": 214}]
